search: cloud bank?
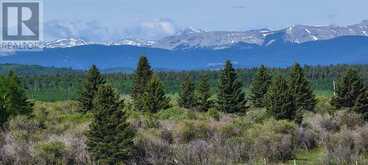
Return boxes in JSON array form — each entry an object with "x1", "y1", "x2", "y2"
[{"x1": 44, "y1": 19, "x2": 180, "y2": 41}]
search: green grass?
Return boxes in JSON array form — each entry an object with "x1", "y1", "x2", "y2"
[
  {"x1": 314, "y1": 90, "x2": 333, "y2": 97},
  {"x1": 288, "y1": 148, "x2": 325, "y2": 165}
]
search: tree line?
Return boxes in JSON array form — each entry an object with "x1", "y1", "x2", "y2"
[{"x1": 15, "y1": 63, "x2": 368, "y2": 101}]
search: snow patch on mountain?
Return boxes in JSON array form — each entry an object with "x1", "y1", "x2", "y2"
[{"x1": 36, "y1": 20, "x2": 368, "y2": 50}]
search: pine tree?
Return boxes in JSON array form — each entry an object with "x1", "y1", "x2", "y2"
[
  {"x1": 86, "y1": 85, "x2": 135, "y2": 164},
  {"x1": 78, "y1": 65, "x2": 105, "y2": 113},
  {"x1": 331, "y1": 69, "x2": 365, "y2": 108},
  {"x1": 0, "y1": 76, "x2": 8, "y2": 127},
  {"x1": 266, "y1": 76, "x2": 296, "y2": 120},
  {"x1": 178, "y1": 75, "x2": 196, "y2": 109},
  {"x1": 354, "y1": 91, "x2": 368, "y2": 120},
  {"x1": 4, "y1": 71, "x2": 33, "y2": 117},
  {"x1": 217, "y1": 60, "x2": 247, "y2": 113},
  {"x1": 142, "y1": 76, "x2": 170, "y2": 113},
  {"x1": 131, "y1": 56, "x2": 153, "y2": 111},
  {"x1": 249, "y1": 65, "x2": 272, "y2": 107},
  {"x1": 196, "y1": 74, "x2": 211, "y2": 112},
  {"x1": 288, "y1": 63, "x2": 316, "y2": 112}
]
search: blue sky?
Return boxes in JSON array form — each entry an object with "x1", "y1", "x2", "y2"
[{"x1": 43, "y1": 0, "x2": 368, "y2": 41}]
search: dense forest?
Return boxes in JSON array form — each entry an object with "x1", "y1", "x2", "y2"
[
  {"x1": 3, "y1": 63, "x2": 368, "y2": 101},
  {"x1": 1, "y1": 59, "x2": 368, "y2": 164}
]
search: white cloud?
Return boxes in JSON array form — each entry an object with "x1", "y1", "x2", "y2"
[
  {"x1": 44, "y1": 20, "x2": 122, "y2": 41},
  {"x1": 123, "y1": 18, "x2": 179, "y2": 40},
  {"x1": 44, "y1": 18, "x2": 181, "y2": 41}
]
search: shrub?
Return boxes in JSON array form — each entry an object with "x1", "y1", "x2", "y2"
[
  {"x1": 296, "y1": 125, "x2": 318, "y2": 150},
  {"x1": 135, "y1": 135, "x2": 173, "y2": 165},
  {"x1": 246, "y1": 119, "x2": 297, "y2": 162},
  {"x1": 324, "y1": 128, "x2": 360, "y2": 164},
  {"x1": 244, "y1": 108, "x2": 268, "y2": 123},
  {"x1": 175, "y1": 121, "x2": 211, "y2": 143},
  {"x1": 207, "y1": 108, "x2": 220, "y2": 121},
  {"x1": 335, "y1": 110, "x2": 364, "y2": 129},
  {"x1": 143, "y1": 113, "x2": 160, "y2": 129},
  {"x1": 174, "y1": 140, "x2": 211, "y2": 165},
  {"x1": 160, "y1": 129, "x2": 174, "y2": 144},
  {"x1": 158, "y1": 107, "x2": 193, "y2": 121},
  {"x1": 34, "y1": 141, "x2": 66, "y2": 165}
]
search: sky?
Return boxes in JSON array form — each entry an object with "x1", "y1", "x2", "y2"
[{"x1": 42, "y1": 0, "x2": 368, "y2": 41}]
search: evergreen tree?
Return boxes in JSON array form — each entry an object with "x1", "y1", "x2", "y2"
[
  {"x1": 196, "y1": 74, "x2": 211, "y2": 112},
  {"x1": 178, "y1": 75, "x2": 196, "y2": 109},
  {"x1": 217, "y1": 60, "x2": 247, "y2": 113},
  {"x1": 86, "y1": 85, "x2": 135, "y2": 164},
  {"x1": 288, "y1": 63, "x2": 316, "y2": 112},
  {"x1": 131, "y1": 56, "x2": 153, "y2": 111},
  {"x1": 4, "y1": 71, "x2": 33, "y2": 116},
  {"x1": 142, "y1": 76, "x2": 170, "y2": 113},
  {"x1": 0, "y1": 76, "x2": 8, "y2": 127},
  {"x1": 331, "y1": 69, "x2": 365, "y2": 108},
  {"x1": 249, "y1": 65, "x2": 272, "y2": 107},
  {"x1": 354, "y1": 91, "x2": 368, "y2": 120},
  {"x1": 78, "y1": 65, "x2": 105, "y2": 113},
  {"x1": 266, "y1": 76, "x2": 296, "y2": 120}
]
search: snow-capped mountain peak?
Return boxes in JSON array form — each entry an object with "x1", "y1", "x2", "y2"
[
  {"x1": 42, "y1": 38, "x2": 88, "y2": 48},
  {"x1": 111, "y1": 39, "x2": 155, "y2": 47},
  {"x1": 176, "y1": 27, "x2": 206, "y2": 35},
  {"x1": 40, "y1": 20, "x2": 368, "y2": 50}
]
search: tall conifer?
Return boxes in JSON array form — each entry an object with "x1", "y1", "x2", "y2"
[
  {"x1": 266, "y1": 76, "x2": 296, "y2": 120},
  {"x1": 217, "y1": 60, "x2": 247, "y2": 113},
  {"x1": 142, "y1": 76, "x2": 170, "y2": 113},
  {"x1": 354, "y1": 91, "x2": 368, "y2": 120},
  {"x1": 78, "y1": 65, "x2": 105, "y2": 113},
  {"x1": 178, "y1": 75, "x2": 196, "y2": 109},
  {"x1": 196, "y1": 74, "x2": 211, "y2": 112},
  {"x1": 288, "y1": 63, "x2": 316, "y2": 112},
  {"x1": 86, "y1": 85, "x2": 135, "y2": 164},
  {"x1": 249, "y1": 65, "x2": 272, "y2": 107},
  {"x1": 4, "y1": 71, "x2": 33, "y2": 116},
  {"x1": 331, "y1": 69, "x2": 365, "y2": 108},
  {"x1": 131, "y1": 56, "x2": 153, "y2": 111},
  {"x1": 0, "y1": 76, "x2": 8, "y2": 126}
]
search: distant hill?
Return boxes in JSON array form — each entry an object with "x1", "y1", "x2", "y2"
[{"x1": 0, "y1": 36, "x2": 368, "y2": 70}]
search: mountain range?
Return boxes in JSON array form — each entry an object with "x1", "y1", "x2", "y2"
[{"x1": 1, "y1": 21, "x2": 368, "y2": 70}]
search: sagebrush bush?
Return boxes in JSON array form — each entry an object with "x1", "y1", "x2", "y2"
[
  {"x1": 207, "y1": 108, "x2": 220, "y2": 121},
  {"x1": 324, "y1": 128, "x2": 360, "y2": 164},
  {"x1": 34, "y1": 141, "x2": 66, "y2": 165},
  {"x1": 175, "y1": 121, "x2": 211, "y2": 143},
  {"x1": 246, "y1": 119, "x2": 297, "y2": 161}
]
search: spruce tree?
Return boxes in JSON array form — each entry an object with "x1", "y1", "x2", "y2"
[
  {"x1": 354, "y1": 91, "x2": 368, "y2": 120},
  {"x1": 78, "y1": 65, "x2": 105, "y2": 113},
  {"x1": 0, "y1": 76, "x2": 8, "y2": 127},
  {"x1": 266, "y1": 76, "x2": 296, "y2": 120},
  {"x1": 178, "y1": 75, "x2": 196, "y2": 109},
  {"x1": 249, "y1": 65, "x2": 272, "y2": 107},
  {"x1": 4, "y1": 71, "x2": 33, "y2": 116},
  {"x1": 196, "y1": 74, "x2": 211, "y2": 112},
  {"x1": 331, "y1": 69, "x2": 365, "y2": 108},
  {"x1": 288, "y1": 63, "x2": 316, "y2": 112},
  {"x1": 86, "y1": 85, "x2": 135, "y2": 164},
  {"x1": 131, "y1": 56, "x2": 153, "y2": 111},
  {"x1": 142, "y1": 76, "x2": 170, "y2": 113},
  {"x1": 217, "y1": 60, "x2": 247, "y2": 113}
]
